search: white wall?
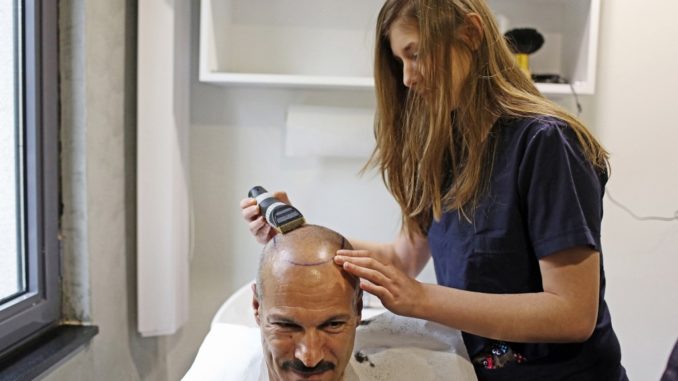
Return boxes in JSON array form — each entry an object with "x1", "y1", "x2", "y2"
[
  {"x1": 187, "y1": 1, "x2": 678, "y2": 380},
  {"x1": 42, "y1": 0, "x2": 678, "y2": 380},
  {"x1": 187, "y1": 0, "x2": 441, "y2": 341},
  {"x1": 46, "y1": 0, "x2": 179, "y2": 380},
  {"x1": 592, "y1": 1, "x2": 678, "y2": 379}
]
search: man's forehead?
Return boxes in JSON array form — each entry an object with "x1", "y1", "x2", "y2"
[
  {"x1": 263, "y1": 264, "x2": 355, "y2": 305},
  {"x1": 262, "y1": 246, "x2": 358, "y2": 295},
  {"x1": 259, "y1": 225, "x2": 352, "y2": 278},
  {"x1": 267, "y1": 262, "x2": 347, "y2": 290},
  {"x1": 262, "y1": 244, "x2": 340, "y2": 282}
]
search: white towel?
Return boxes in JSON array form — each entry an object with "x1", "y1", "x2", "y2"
[
  {"x1": 183, "y1": 312, "x2": 477, "y2": 380},
  {"x1": 182, "y1": 323, "x2": 263, "y2": 381},
  {"x1": 351, "y1": 312, "x2": 477, "y2": 380}
]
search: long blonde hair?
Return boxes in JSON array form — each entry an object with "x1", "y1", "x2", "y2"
[{"x1": 369, "y1": 0, "x2": 609, "y2": 237}]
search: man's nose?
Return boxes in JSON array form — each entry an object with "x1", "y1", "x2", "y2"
[
  {"x1": 295, "y1": 330, "x2": 324, "y2": 367},
  {"x1": 403, "y1": 61, "x2": 419, "y2": 88}
]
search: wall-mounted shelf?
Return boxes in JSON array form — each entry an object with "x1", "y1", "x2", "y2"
[
  {"x1": 488, "y1": 0, "x2": 600, "y2": 95},
  {"x1": 199, "y1": 0, "x2": 381, "y2": 90},
  {"x1": 199, "y1": 0, "x2": 600, "y2": 95},
  {"x1": 200, "y1": 72, "x2": 375, "y2": 90}
]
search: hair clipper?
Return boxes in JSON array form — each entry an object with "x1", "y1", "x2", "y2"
[{"x1": 248, "y1": 186, "x2": 305, "y2": 234}]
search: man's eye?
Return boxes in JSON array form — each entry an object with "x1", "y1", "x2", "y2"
[
  {"x1": 323, "y1": 321, "x2": 346, "y2": 331},
  {"x1": 274, "y1": 322, "x2": 299, "y2": 330}
]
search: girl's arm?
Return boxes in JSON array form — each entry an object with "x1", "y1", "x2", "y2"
[{"x1": 335, "y1": 246, "x2": 599, "y2": 343}]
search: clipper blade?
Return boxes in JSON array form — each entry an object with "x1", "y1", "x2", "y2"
[{"x1": 269, "y1": 204, "x2": 305, "y2": 234}]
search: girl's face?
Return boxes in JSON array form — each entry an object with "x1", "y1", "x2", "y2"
[
  {"x1": 388, "y1": 18, "x2": 471, "y2": 108},
  {"x1": 388, "y1": 20, "x2": 422, "y2": 91}
]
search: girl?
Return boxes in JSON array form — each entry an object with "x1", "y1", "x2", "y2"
[{"x1": 242, "y1": 0, "x2": 627, "y2": 379}]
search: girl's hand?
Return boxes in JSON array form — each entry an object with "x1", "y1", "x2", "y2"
[
  {"x1": 239, "y1": 191, "x2": 291, "y2": 244},
  {"x1": 334, "y1": 249, "x2": 425, "y2": 318}
]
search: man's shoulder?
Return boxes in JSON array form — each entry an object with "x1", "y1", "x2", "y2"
[{"x1": 182, "y1": 324, "x2": 263, "y2": 381}]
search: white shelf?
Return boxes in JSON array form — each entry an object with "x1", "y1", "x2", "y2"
[
  {"x1": 488, "y1": 0, "x2": 600, "y2": 95},
  {"x1": 200, "y1": 72, "x2": 374, "y2": 90},
  {"x1": 199, "y1": 0, "x2": 600, "y2": 95},
  {"x1": 199, "y1": 0, "x2": 381, "y2": 90}
]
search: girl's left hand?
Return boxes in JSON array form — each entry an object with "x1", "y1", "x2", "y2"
[{"x1": 334, "y1": 249, "x2": 425, "y2": 318}]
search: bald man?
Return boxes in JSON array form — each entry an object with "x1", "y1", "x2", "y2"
[
  {"x1": 251, "y1": 224, "x2": 363, "y2": 381},
  {"x1": 183, "y1": 223, "x2": 479, "y2": 380}
]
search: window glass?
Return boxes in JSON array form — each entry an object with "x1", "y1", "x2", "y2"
[
  {"x1": 0, "y1": 0, "x2": 25, "y2": 302},
  {"x1": 0, "y1": 0, "x2": 60, "y2": 358}
]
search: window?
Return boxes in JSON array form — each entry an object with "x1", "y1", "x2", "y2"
[
  {"x1": 0, "y1": 0, "x2": 23, "y2": 302},
  {"x1": 0, "y1": 0, "x2": 60, "y2": 358}
]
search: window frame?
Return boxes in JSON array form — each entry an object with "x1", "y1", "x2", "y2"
[{"x1": 0, "y1": 0, "x2": 60, "y2": 359}]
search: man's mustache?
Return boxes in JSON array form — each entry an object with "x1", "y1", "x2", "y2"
[{"x1": 282, "y1": 359, "x2": 335, "y2": 374}]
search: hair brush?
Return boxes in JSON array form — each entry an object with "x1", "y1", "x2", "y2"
[{"x1": 504, "y1": 28, "x2": 544, "y2": 77}]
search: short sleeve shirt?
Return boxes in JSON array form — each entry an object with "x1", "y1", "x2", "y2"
[{"x1": 427, "y1": 117, "x2": 627, "y2": 380}]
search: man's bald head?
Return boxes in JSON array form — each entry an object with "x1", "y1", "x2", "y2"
[{"x1": 255, "y1": 224, "x2": 357, "y2": 301}]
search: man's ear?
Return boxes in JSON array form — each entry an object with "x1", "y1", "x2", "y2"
[{"x1": 252, "y1": 283, "x2": 261, "y2": 326}]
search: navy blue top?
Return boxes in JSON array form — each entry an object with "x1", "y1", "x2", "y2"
[
  {"x1": 427, "y1": 117, "x2": 627, "y2": 380},
  {"x1": 661, "y1": 338, "x2": 678, "y2": 381}
]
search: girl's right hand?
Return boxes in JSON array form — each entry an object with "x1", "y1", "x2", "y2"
[{"x1": 239, "y1": 191, "x2": 292, "y2": 244}]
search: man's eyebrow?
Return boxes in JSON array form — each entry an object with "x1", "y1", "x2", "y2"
[
  {"x1": 321, "y1": 314, "x2": 352, "y2": 323},
  {"x1": 267, "y1": 315, "x2": 299, "y2": 324},
  {"x1": 267, "y1": 314, "x2": 352, "y2": 324}
]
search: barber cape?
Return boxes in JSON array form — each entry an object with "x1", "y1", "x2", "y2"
[{"x1": 183, "y1": 311, "x2": 477, "y2": 381}]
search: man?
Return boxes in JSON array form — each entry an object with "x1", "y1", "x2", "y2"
[
  {"x1": 183, "y1": 223, "x2": 476, "y2": 381},
  {"x1": 252, "y1": 224, "x2": 362, "y2": 381}
]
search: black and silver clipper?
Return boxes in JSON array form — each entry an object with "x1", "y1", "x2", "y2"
[{"x1": 248, "y1": 186, "x2": 306, "y2": 234}]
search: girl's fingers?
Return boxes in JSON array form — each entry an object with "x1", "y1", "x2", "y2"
[
  {"x1": 359, "y1": 279, "x2": 389, "y2": 300},
  {"x1": 239, "y1": 197, "x2": 256, "y2": 209},
  {"x1": 248, "y1": 216, "x2": 266, "y2": 234},
  {"x1": 241, "y1": 196, "x2": 283, "y2": 244},
  {"x1": 337, "y1": 255, "x2": 390, "y2": 275},
  {"x1": 340, "y1": 259, "x2": 391, "y2": 288},
  {"x1": 241, "y1": 204, "x2": 261, "y2": 221},
  {"x1": 258, "y1": 223, "x2": 271, "y2": 236},
  {"x1": 336, "y1": 249, "x2": 371, "y2": 257},
  {"x1": 273, "y1": 191, "x2": 290, "y2": 205}
]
